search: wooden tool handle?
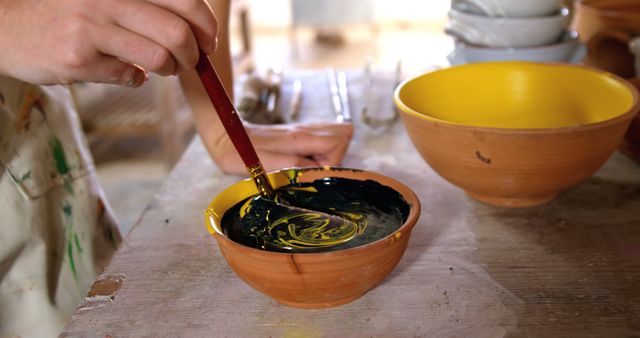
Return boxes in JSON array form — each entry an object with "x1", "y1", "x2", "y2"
[{"x1": 195, "y1": 50, "x2": 259, "y2": 167}]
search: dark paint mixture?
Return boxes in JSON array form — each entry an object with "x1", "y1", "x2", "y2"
[{"x1": 221, "y1": 175, "x2": 410, "y2": 253}]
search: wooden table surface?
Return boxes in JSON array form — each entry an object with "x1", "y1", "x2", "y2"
[{"x1": 62, "y1": 69, "x2": 640, "y2": 337}]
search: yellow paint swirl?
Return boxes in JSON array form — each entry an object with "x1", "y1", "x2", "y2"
[
  {"x1": 221, "y1": 175, "x2": 410, "y2": 253},
  {"x1": 268, "y1": 212, "x2": 368, "y2": 250}
]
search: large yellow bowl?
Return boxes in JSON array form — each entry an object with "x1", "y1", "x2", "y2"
[{"x1": 394, "y1": 62, "x2": 639, "y2": 207}]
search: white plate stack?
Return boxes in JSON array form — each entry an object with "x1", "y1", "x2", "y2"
[{"x1": 446, "y1": 0, "x2": 585, "y2": 65}]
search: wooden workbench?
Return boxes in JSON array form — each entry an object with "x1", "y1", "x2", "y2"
[{"x1": 62, "y1": 70, "x2": 640, "y2": 337}]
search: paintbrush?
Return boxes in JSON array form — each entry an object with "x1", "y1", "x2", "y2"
[
  {"x1": 195, "y1": 50, "x2": 275, "y2": 199},
  {"x1": 196, "y1": 53, "x2": 363, "y2": 237}
]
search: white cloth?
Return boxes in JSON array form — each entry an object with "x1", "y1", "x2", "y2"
[{"x1": 0, "y1": 77, "x2": 121, "y2": 337}]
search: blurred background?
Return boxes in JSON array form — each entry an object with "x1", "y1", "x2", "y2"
[{"x1": 79, "y1": 0, "x2": 451, "y2": 235}]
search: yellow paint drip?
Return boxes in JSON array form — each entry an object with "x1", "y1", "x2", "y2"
[
  {"x1": 286, "y1": 186, "x2": 318, "y2": 193},
  {"x1": 238, "y1": 198, "x2": 254, "y2": 218}
]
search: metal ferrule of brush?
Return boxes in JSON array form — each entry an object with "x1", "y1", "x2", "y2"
[{"x1": 247, "y1": 163, "x2": 275, "y2": 198}]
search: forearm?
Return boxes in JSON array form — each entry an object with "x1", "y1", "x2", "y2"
[
  {"x1": 179, "y1": 0, "x2": 353, "y2": 175},
  {"x1": 179, "y1": 0, "x2": 237, "y2": 170}
]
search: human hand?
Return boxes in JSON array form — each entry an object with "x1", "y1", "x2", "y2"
[
  {"x1": 210, "y1": 122, "x2": 354, "y2": 175},
  {"x1": 0, "y1": 0, "x2": 217, "y2": 86}
]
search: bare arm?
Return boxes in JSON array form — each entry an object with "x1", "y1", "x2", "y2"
[
  {"x1": 180, "y1": 0, "x2": 353, "y2": 176},
  {"x1": 179, "y1": 0, "x2": 236, "y2": 172}
]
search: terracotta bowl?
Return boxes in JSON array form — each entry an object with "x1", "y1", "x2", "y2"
[
  {"x1": 394, "y1": 62, "x2": 639, "y2": 207},
  {"x1": 573, "y1": 0, "x2": 640, "y2": 78},
  {"x1": 620, "y1": 77, "x2": 640, "y2": 161},
  {"x1": 204, "y1": 167, "x2": 421, "y2": 308}
]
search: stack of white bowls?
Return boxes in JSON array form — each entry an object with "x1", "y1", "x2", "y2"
[{"x1": 446, "y1": 0, "x2": 586, "y2": 65}]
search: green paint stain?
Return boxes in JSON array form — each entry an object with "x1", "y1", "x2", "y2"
[
  {"x1": 63, "y1": 201, "x2": 80, "y2": 280},
  {"x1": 74, "y1": 233, "x2": 83, "y2": 253},
  {"x1": 50, "y1": 137, "x2": 74, "y2": 194},
  {"x1": 107, "y1": 225, "x2": 117, "y2": 246},
  {"x1": 51, "y1": 138, "x2": 69, "y2": 175},
  {"x1": 67, "y1": 240, "x2": 76, "y2": 279},
  {"x1": 62, "y1": 202, "x2": 72, "y2": 217},
  {"x1": 20, "y1": 170, "x2": 31, "y2": 181},
  {"x1": 8, "y1": 170, "x2": 32, "y2": 185}
]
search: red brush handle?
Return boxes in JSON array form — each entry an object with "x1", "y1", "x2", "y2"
[{"x1": 195, "y1": 50, "x2": 259, "y2": 167}]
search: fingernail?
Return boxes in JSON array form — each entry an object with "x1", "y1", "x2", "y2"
[
  {"x1": 123, "y1": 68, "x2": 146, "y2": 87},
  {"x1": 202, "y1": 37, "x2": 218, "y2": 55}
]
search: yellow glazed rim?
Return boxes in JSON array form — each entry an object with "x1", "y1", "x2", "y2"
[
  {"x1": 394, "y1": 61, "x2": 640, "y2": 134},
  {"x1": 204, "y1": 167, "x2": 421, "y2": 257}
]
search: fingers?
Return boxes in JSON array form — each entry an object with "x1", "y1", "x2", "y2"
[
  {"x1": 251, "y1": 123, "x2": 353, "y2": 156},
  {"x1": 67, "y1": 55, "x2": 148, "y2": 87},
  {"x1": 288, "y1": 122, "x2": 353, "y2": 166},
  {"x1": 0, "y1": 0, "x2": 216, "y2": 85},
  {"x1": 260, "y1": 153, "x2": 321, "y2": 172},
  {"x1": 113, "y1": 0, "x2": 200, "y2": 73},
  {"x1": 214, "y1": 146, "x2": 321, "y2": 175},
  {"x1": 99, "y1": 0, "x2": 216, "y2": 76},
  {"x1": 244, "y1": 122, "x2": 353, "y2": 168},
  {"x1": 93, "y1": 24, "x2": 175, "y2": 76},
  {"x1": 146, "y1": 0, "x2": 218, "y2": 54},
  {"x1": 211, "y1": 122, "x2": 352, "y2": 175}
]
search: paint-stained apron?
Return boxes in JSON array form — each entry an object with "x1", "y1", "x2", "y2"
[{"x1": 0, "y1": 77, "x2": 121, "y2": 337}]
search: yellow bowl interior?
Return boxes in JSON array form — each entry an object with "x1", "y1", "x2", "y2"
[
  {"x1": 205, "y1": 171, "x2": 291, "y2": 235},
  {"x1": 396, "y1": 62, "x2": 636, "y2": 128}
]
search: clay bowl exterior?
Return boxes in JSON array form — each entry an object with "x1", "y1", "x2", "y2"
[
  {"x1": 204, "y1": 167, "x2": 421, "y2": 308},
  {"x1": 573, "y1": 0, "x2": 640, "y2": 78},
  {"x1": 620, "y1": 78, "x2": 640, "y2": 162},
  {"x1": 394, "y1": 62, "x2": 639, "y2": 207}
]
